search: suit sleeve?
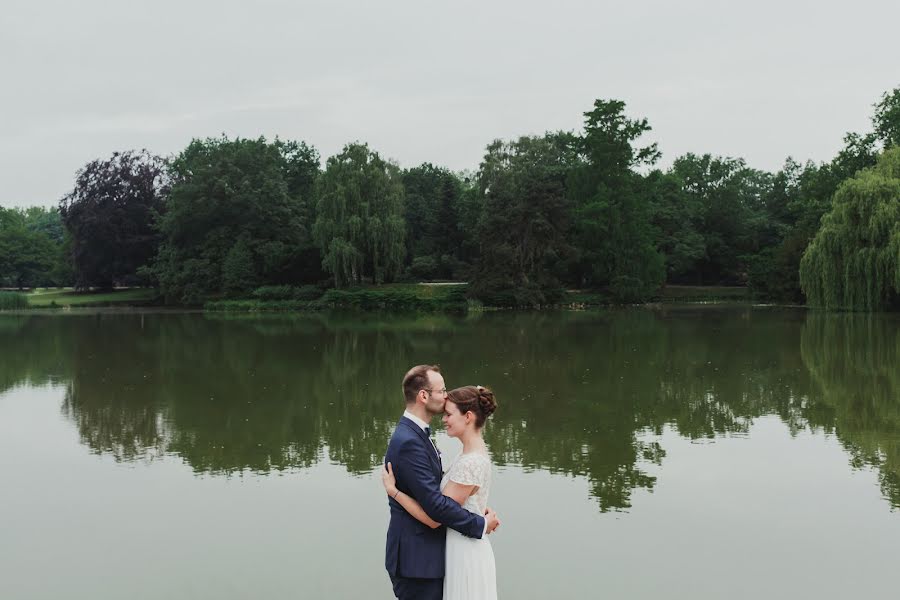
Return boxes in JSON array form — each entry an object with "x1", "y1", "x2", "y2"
[{"x1": 394, "y1": 438, "x2": 485, "y2": 539}]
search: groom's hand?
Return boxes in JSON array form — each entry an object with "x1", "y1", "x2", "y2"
[{"x1": 485, "y1": 507, "x2": 501, "y2": 534}]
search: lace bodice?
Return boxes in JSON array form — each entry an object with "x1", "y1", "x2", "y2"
[{"x1": 440, "y1": 451, "x2": 492, "y2": 516}]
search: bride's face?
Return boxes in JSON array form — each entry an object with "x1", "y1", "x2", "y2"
[{"x1": 442, "y1": 401, "x2": 471, "y2": 438}]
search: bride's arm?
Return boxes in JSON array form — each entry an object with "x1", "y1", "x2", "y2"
[
  {"x1": 382, "y1": 463, "x2": 477, "y2": 529},
  {"x1": 441, "y1": 480, "x2": 479, "y2": 506},
  {"x1": 382, "y1": 462, "x2": 440, "y2": 528}
]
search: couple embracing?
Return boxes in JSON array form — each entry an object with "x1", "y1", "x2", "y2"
[{"x1": 382, "y1": 364, "x2": 501, "y2": 600}]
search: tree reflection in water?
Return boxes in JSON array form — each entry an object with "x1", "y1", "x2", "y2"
[{"x1": 1, "y1": 308, "x2": 897, "y2": 511}]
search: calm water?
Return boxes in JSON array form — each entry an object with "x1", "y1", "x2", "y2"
[{"x1": 1, "y1": 307, "x2": 898, "y2": 599}]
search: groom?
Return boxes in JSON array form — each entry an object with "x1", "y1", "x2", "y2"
[{"x1": 384, "y1": 364, "x2": 500, "y2": 600}]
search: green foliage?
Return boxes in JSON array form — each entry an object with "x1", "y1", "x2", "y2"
[
  {"x1": 656, "y1": 285, "x2": 750, "y2": 302},
  {"x1": 153, "y1": 137, "x2": 321, "y2": 303},
  {"x1": 313, "y1": 143, "x2": 406, "y2": 287},
  {"x1": 0, "y1": 207, "x2": 67, "y2": 288},
  {"x1": 25, "y1": 288, "x2": 159, "y2": 308},
  {"x1": 409, "y1": 256, "x2": 439, "y2": 279},
  {"x1": 666, "y1": 153, "x2": 771, "y2": 285},
  {"x1": 469, "y1": 133, "x2": 576, "y2": 306},
  {"x1": 204, "y1": 298, "x2": 323, "y2": 312},
  {"x1": 208, "y1": 284, "x2": 467, "y2": 311},
  {"x1": 0, "y1": 218, "x2": 55, "y2": 289},
  {"x1": 401, "y1": 164, "x2": 467, "y2": 279},
  {"x1": 59, "y1": 150, "x2": 168, "y2": 289},
  {"x1": 800, "y1": 148, "x2": 900, "y2": 310},
  {"x1": 873, "y1": 86, "x2": 900, "y2": 148},
  {"x1": 644, "y1": 170, "x2": 705, "y2": 282},
  {"x1": 221, "y1": 237, "x2": 258, "y2": 295},
  {"x1": 8, "y1": 85, "x2": 899, "y2": 310},
  {"x1": 252, "y1": 284, "x2": 323, "y2": 301},
  {"x1": 321, "y1": 285, "x2": 467, "y2": 311},
  {"x1": 745, "y1": 129, "x2": 881, "y2": 303},
  {"x1": 568, "y1": 99, "x2": 664, "y2": 302},
  {"x1": 0, "y1": 291, "x2": 28, "y2": 310}
]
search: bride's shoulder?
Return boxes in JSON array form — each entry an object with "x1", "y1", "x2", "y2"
[{"x1": 458, "y1": 450, "x2": 492, "y2": 468}]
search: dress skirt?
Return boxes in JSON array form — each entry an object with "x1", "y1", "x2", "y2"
[{"x1": 443, "y1": 527, "x2": 498, "y2": 600}]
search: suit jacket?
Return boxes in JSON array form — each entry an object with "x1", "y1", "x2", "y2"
[{"x1": 384, "y1": 416, "x2": 485, "y2": 579}]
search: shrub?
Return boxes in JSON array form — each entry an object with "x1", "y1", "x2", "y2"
[
  {"x1": 294, "y1": 284, "x2": 324, "y2": 301},
  {"x1": 410, "y1": 256, "x2": 438, "y2": 279},
  {"x1": 252, "y1": 284, "x2": 324, "y2": 301},
  {"x1": 252, "y1": 285, "x2": 298, "y2": 301}
]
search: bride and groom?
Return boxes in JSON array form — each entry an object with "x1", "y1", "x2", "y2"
[{"x1": 382, "y1": 364, "x2": 501, "y2": 600}]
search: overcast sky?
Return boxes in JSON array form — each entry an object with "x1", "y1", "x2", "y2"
[{"x1": 2, "y1": 0, "x2": 898, "y2": 208}]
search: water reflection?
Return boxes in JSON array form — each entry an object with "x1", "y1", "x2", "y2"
[
  {"x1": 1, "y1": 308, "x2": 898, "y2": 510},
  {"x1": 801, "y1": 314, "x2": 900, "y2": 506}
]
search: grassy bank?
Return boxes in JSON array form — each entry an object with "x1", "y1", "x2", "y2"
[
  {"x1": 206, "y1": 283, "x2": 469, "y2": 312},
  {"x1": 12, "y1": 284, "x2": 752, "y2": 312},
  {"x1": 207, "y1": 283, "x2": 754, "y2": 312},
  {"x1": 655, "y1": 285, "x2": 750, "y2": 302},
  {"x1": 560, "y1": 286, "x2": 750, "y2": 307},
  {"x1": 26, "y1": 288, "x2": 160, "y2": 308}
]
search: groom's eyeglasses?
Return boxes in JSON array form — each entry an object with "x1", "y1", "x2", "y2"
[{"x1": 422, "y1": 388, "x2": 447, "y2": 395}]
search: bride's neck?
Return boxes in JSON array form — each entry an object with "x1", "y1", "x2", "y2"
[{"x1": 459, "y1": 428, "x2": 485, "y2": 453}]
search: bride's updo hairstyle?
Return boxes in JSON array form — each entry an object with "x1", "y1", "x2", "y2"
[{"x1": 447, "y1": 385, "x2": 497, "y2": 429}]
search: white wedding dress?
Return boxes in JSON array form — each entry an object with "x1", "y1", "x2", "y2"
[{"x1": 441, "y1": 451, "x2": 497, "y2": 600}]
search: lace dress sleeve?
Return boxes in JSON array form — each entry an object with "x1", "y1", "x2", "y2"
[{"x1": 449, "y1": 453, "x2": 489, "y2": 487}]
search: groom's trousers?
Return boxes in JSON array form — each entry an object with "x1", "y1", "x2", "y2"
[{"x1": 390, "y1": 574, "x2": 442, "y2": 600}]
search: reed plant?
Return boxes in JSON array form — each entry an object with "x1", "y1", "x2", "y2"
[{"x1": 0, "y1": 291, "x2": 29, "y2": 310}]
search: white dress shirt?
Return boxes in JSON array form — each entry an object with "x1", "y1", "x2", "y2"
[{"x1": 402, "y1": 410, "x2": 430, "y2": 433}]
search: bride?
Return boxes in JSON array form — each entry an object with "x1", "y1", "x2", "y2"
[{"x1": 382, "y1": 385, "x2": 499, "y2": 600}]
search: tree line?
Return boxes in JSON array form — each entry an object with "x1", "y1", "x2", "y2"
[{"x1": 2, "y1": 87, "x2": 898, "y2": 309}]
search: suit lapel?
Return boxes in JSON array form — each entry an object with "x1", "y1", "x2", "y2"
[{"x1": 399, "y1": 417, "x2": 441, "y2": 474}]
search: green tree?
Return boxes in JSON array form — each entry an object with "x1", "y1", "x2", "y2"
[
  {"x1": 0, "y1": 208, "x2": 59, "y2": 288},
  {"x1": 873, "y1": 86, "x2": 900, "y2": 149},
  {"x1": 747, "y1": 113, "x2": 885, "y2": 302},
  {"x1": 644, "y1": 170, "x2": 706, "y2": 282},
  {"x1": 153, "y1": 137, "x2": 321, "y2": 304},
  {"x1": 59, "y1": 150, "x2": 169, "y2": 289},
  {"x1": 469, "y1": 133, "x2": 577, "y2": 305},
  {"x1": 800, "y1": 147, "x2": 900, "y2": 311},
  {"x1": 668, "y1": 153, "x2": 771, "y2": 285},
  {"x1": 313, "y1": 143, "x2": 405, "y2": 287},
  {"x1": 401, "y1": 164, "x2": 466, "y2": 279},
  {"x1": 221, "y1": 236, "x2": 258, "y2": 294},
  {"x1": 568, "y1": 99, "x2": 664, "y2": 301}
]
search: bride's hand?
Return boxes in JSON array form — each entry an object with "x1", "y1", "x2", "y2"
[{"x1": 382, "y1": 462, "x2": 398, "y2": 497}]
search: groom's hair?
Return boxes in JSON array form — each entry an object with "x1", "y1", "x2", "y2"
[{"x1": 402, "y1": 364, "x2": 440, "y2": 404}]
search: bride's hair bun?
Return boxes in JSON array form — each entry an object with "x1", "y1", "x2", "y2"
[
  {"x1": 475, "y1": 385, "x2": 497, "y2": 419},
  {"x1": 447, "y1": 385, "x2": 498, "y2": 428}
]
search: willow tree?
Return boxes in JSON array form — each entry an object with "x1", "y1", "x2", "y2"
[
  {"x1": 313, "y1": 143, "x2": 405, "y2": 287},
  {"x1": 800, "y1": 147, "x2": 900, "y2": 311}
]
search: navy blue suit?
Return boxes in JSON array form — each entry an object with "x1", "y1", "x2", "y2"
[{"x1": 385, "y1": 417, "x2": 485, "y2": 599}]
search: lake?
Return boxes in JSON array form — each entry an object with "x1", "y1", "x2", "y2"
[{"x1": 1, "y1": 307, "x2": 898, "y2": 599}]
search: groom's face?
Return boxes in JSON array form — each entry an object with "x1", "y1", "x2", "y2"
[{"x1": 422, "y1": 371, "x2": 448, "y2": 417}]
